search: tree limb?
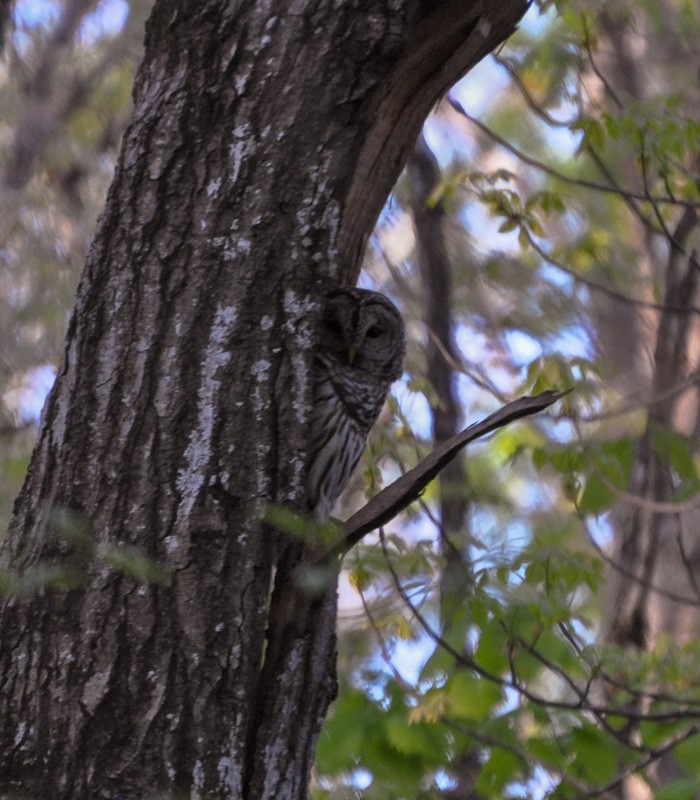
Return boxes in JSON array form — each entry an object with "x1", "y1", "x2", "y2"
[{"x1": 325, "y1": 389, "x2": 569, "y2": 560}]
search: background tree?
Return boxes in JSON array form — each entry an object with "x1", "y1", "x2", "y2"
[{"x1": 0, "y1": 1, "x2": 529, "y2": 798}]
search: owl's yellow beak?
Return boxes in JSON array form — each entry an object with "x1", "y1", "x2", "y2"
[{"x1": 347, "y1": 346, "x2": 357, "y2": 365}]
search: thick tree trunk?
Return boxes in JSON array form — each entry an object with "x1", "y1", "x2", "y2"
[{"x1": 0, "y1": 1, "x2": 527, "y2": 797}]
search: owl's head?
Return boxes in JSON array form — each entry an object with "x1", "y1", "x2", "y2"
[{"x1": 320, "y1": 288, "x2": 406, "y2": 381}]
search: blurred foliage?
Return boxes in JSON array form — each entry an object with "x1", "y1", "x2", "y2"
[
  {"x1": 3, "y1": 0, "x2": 700, "y2": 798},
  {"x1": 0, "y1": 0, "x2": 148, "y2": 534}
]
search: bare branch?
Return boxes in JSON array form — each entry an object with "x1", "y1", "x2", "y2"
[
  {"x1": 357, "y1": 586, "x2": 414, "y2": 693},
  {"x1": 324, "y1": 390, "x2": 569, "y2": 561}
]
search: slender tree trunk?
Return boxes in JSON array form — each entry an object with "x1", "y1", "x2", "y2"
[
  {"x1": 0, "y1": 1, "x2": 527, "y2": 797},
  {"x1": 0, "y1": 0, "x2": 13, "y2": 51},
  {"x1": 409, "y1": 136, "x2": 480, "y2": 799}
]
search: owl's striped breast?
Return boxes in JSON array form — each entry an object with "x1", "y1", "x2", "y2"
[{"x1": 305, "y1": 353, "x2": 390, "y2": 520}]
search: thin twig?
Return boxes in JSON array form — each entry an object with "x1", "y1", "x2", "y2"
[
  {"x1": 492, "y1": 54, "x2": 576, "y2": 128},
  {"x1": 639, "y1": 130, "x2": 676, "y2": 245},
  {"x1": 583, "y1": 143, "x2": 661, "y2": 236},
  {"x1": 576, "y1": 369, "x2": 700, "y2": 423},
  {"x1": 580, "y1": 13, "x2": 624, "y2": 110},
  {"x1": 379, "y1": 526, "x2": 700, "y2": 722},
  {"x1": 448, "y1": 97, "x2": 700, "y2": 209},
  {"x1": 523, "y1": 227, "x2": 700, "y2": 317},
  {"x1": 569, "y1": 724, "x2": 700, "y2": 800},
  {"x1": 582, "y1": 519, "x2": 700, "y2": 607},
  {"x1": 357, "y1": 585, "x2": 414, "y2": 692},
  {"x1": 425, "y1": 326, "x2": 510, "y2": 402},
  {"x1": 595, "y1": 468, "x2": 700, "y2": 515}
]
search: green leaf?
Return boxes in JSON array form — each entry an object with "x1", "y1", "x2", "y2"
[
  {"x1": 532, "y1": 446, "x2": 547, "y2": 470},
  {"x1": 475, "y1": 619, "x2": 510, "y2": 675},
  {"x1": 656, "y1": 779, "x2": 700, "y2": 800},
  {"x1": 572, "y1": 117, "x2": 605, "y2": 151},
  {"x1": 101, "y1": 545, "x2": 171, "y2": 586},
  {"x1": 316, "y1": 691, "x2": 379, "y2": 774},
  {"x1": 570, "y1": 726, "x2": 618, "y2": 783},
  {"x1": 263, "y1": 503, "x2": 339, "y2": 545},
  {"x1": 578, "y1": 474, "x2": 614, "y2": 514},
  {"x1": 476, "y1": 748, "x2": 524, "y2": 798},
  {"x1": 383, "y1": 715, "x2": 446, "y2": 761},
  {"x1": 518, "y1": 225, "x2": 530, "y2": 249},
  {"x1": 652, "y1": 425, "x2": 698, "y2": 481},
  {"x1": 600, "y1": 438, "x2": 634, "y2": 484},
  {"x1": 362, "y1": 734, "x2": 426, "y2": 790},
  {"x1": 420, "y1": 641, "x2": 457, "y2": 678},
  {"x1": 445, "y1": 671, "x2": 502, "y2": 722},
  {"x1": 673, "y1": 733, "x2": 700, "y2": 779},
  {"x1": 527, "y1": 214, "x2": 545, "y2": 237},
  {"x1": 526, "y1": 737, "x2": 566, "y2": 770}
]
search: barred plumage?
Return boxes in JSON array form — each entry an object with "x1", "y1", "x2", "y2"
[{"x1": 307, "y1": 288, "x2": 406, "y2": 520}]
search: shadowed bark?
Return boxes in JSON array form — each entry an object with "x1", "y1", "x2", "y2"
[
  {"x1": 0, "y1": 1, "x2": 528, "y2": 797},
  {"x1": 0, "y1": 0, "x2": 12, "y2": 51}
]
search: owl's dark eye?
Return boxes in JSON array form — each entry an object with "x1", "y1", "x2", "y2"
[{"x1": 366, "y1": 325, "x2": 384, "y2": 338}]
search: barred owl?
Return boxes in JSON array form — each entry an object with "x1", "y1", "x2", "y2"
[{"x1": 307, "y1": 287, "x2": 406, "y2": 520}]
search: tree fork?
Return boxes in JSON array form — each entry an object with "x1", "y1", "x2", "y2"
[{"x1": 0, "y1": 1, "x2": 528, "y2": 797}]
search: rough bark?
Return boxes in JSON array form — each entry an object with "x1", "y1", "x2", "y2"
[{"x1": 0, "y1": 1, "x2": 528, "y2": 798}]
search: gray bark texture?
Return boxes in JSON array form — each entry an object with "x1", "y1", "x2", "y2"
[{"x1": 0, "y1": 1, "x2": 527, "y2": 797}]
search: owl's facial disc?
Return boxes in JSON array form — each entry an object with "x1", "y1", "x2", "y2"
[
  {"x1": 351, "y1": 310, "x2": 398, "y2": 372},
  {"x1": 319, "y1": 288, "x2": 405, "y2": 378}
]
